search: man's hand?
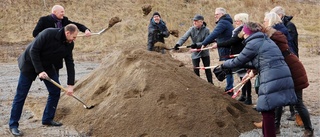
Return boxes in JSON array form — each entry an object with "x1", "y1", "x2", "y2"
[
  {"x1": 66, "y1": 85, "x2": 74, "y2": 96},
  {"x1": 38, "y1": 71, "x2": 48, "y2": 79},
  {"x1": 85, "y1": 29, "x2": 91, "y2": 37}
]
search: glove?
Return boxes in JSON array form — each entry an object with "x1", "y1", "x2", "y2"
[
  {"x1": 174, "y1": 44, "x2": 180, "y2": 50},
  {"x1": 213, "y1": 64, "x2": 227, "y2": 81},
  {"x1": 190, "y1": 43, "x2": 197, "y2": 49},
  {"x1": 157, "y1": 31, "x2": 166, "y2": 37}
]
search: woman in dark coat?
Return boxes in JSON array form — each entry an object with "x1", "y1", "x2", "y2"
[
  {"x1": 263, "y1": 24, "x2": 314, "y2": 136},
  {"x1": 219, "y1": 22, "x2": 297, "y2": 137}
]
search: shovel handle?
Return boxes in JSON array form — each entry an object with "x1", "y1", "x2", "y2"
[{"x1": 44, "y1": 77, "x2": 91, "y2": 108}]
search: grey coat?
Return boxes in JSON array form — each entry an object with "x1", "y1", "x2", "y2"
[
  {"x1": 222, "y1": 32, "x2": 297, "y2": 112},
  {"x1": 176, "y1": 23, "x2": 210, "y2": 59}
]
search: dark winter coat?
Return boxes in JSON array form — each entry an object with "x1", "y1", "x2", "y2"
[
  {"x1": 32, "y1": 14, "x2": 89, "y2": 70},
  {"x1": 217, "y1": 25, "x2": 245, "y2": 55},
  {"x1": 176, "y1": 22, "x2": 210, "y2": 59},
  {"x1": 18, "y1": 28, "x2": 75, "y2": 85},
  {"x1": 202, "y1": 14, "x2": 234, "y2": 61},
  {"x1": 266, "y1": 29, "x2": 309, "y2": 90},
  {"x1": 282, "y1": 15, "x2": 299, "y2": 57},
  {"x1": 273, "y1": 23, "x2": 297, "y2": 57},
  {"x1": 147, "y1": 18, "x2": 169, "y2": 51},
  {"x1": 33, "y1": 14, "x2": 89, "y2": 37},
  {"x1": 222, "y1": 32, "x2": 297, "y2": 112}
]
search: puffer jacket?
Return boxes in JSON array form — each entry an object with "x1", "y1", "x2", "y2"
[
  {"x1": 266, "y1": 29, "x2": 309, "y2": 90},
  {"x1": 222, "y1": 32, "x2": 297, "y2": 112},
  {"x1": 147, "y1": 18, "x2": 169, "y2": 51},
  {"x1": 202, "y1": 14, "x2": 234, "y2": 61},
  {"x1": 176, "y1": 22, "x2": 210, "y2": 59}
]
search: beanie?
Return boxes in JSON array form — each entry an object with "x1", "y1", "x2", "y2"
[
  {"x1": 152, "y1": 12, "x2": 161, "y2": 18},
  {"x1": 242, "y1": 24, "x2": 254, "y2": 36}
]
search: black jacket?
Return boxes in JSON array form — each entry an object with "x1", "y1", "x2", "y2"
[
  {"x1": 282, "y1": 15, "x2": 299, "y2": 57},
  {"x1": 19, "y1": 28, "x2": 75, "y2": 85},
  {"x1": 33, "y1": 15, "x2": 89, "y2": 37}
]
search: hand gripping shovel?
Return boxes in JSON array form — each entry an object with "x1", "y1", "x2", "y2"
[{"x1": 44, "y1": 77, "x2": 94, "y2": 109}]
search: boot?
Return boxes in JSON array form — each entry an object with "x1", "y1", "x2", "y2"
[
  {"x1": 253, "y1": 121, "x2": 262, "y2": 128},
  {"x1": 303, "y1": 128, "x2": 314, "y2": 137},
  {"x1": 244, "y1": 97, "x2": 252, "y2": 105},
  {"x1": 238, "y1": 95, "x2": 246, "y2": 102},
  {"x1": 296, "y1": 113, "x2": 304, "y2": 127},
  {"x1": 287, "y1": 113, "x2": 296, "y2": 121},
  {"x1": 275, "y1": 126, "x2": 281, "y2": 134}
]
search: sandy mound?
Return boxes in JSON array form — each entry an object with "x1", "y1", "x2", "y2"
[{"x1": 56, "y1": 48, "x2": 260, "y2": 136}]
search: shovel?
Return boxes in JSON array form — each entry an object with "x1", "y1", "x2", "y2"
[
  {"x1": 77, "y1": 16, "x2": 122, "y2": 37},
  {"x1": 44, "y1": 77, "x2": 94, "y2": 109}
]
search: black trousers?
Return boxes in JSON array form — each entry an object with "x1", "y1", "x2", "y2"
[
  {"x1": 275, "y1": 89, "x2": 313, "y2": 130},
  {"x1": 192, "y1": 56, "x2": 213, "y2": 84}
]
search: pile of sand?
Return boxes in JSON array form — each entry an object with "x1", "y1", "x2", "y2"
[{"x1": 56, "y1": 48, "x2": 260, "y2": 136}]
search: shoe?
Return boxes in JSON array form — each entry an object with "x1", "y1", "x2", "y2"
[
  {"x1": 42, "y1": 120, "x2": 63, "y2": 126},
  {"x1": 295, "y1": 113, "x2": 304, "y2": 127},
  {"x1": 275, "y1": 126, "x2": 281, "y2": 134},
  {"x1": 238, "y1": 95, "x2": 246, "y2": 102},
  {"x1": 10, "y1": 127, "x2": 23, "y2": 136},
  {"x1": 226, "y1": 91, "x2": 233, "y2": 96},
  {"x1": 253, "y1": 121, "x2": 262, "y2": 128},
  {"x1": 287, "y1": 114, "x2": 296, "y2": 121},
  {"x1": 244, "y1": 98, "x2": 252, "y2": 105},
  {"x1": 303, "y1": 128, "x2": 314, "y2": 137}
]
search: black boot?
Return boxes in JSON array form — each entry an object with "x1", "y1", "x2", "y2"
[
  {"x1": 238, "y1": 95, "x2": 246, "y2": 102},
  {"x1": 244, "y1": 97, "x2": 252, "y2": 105}
]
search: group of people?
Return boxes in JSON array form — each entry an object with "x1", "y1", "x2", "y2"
[
  {"x1": 8, "y1": 5, "x2": 92, "y2": 136},
  {"x1": 148, "y1": 6, "x2": 313, "y2": 137},
  {"x1": 8, "y1": 3, "x2": 314, "y2": 137}
]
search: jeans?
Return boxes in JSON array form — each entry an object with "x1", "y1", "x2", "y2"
[
  {"x1": 274, "y1": 89, "x2": 313, "y2": 130},
  {"x1": 225, "y1": 74, "x2": 234, "y2": 91},
  {"x1": 192, "y1": 56, "x2": 213, "y2": 84},
  {"x1": 9, "y1": 73, "x2": 61, "y2": 128}
]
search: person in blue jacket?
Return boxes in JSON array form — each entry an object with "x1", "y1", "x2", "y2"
[
  {"x1": 201, "y1": 7, "x2": 234, "y2": 95},
  {"x1": 216, "y1": 22, "x2": 297, "y2": 137}
]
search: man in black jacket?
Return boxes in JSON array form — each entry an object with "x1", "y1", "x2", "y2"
[
  {"x1": 9, "y1": 24, "x2": 78, "y2": 136},
  {"x1": 33, "y1": 5, "x2": 91, "y2": 73}
]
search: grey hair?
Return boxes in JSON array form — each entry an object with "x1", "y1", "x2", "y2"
[
  {"x1": 215, "y1": 7, "x2": 227, "y2": 15},
  {"x1": 270, "y1": 6, "x2": 286, "y2": 16},
  {"x1": 264, "y1": 12, "x2": 282, "y2": 27},
  {"x1": 244, "y1": 22, "x2": 262, "y2": 32},
  {"x1": 234, "y1": 13, "x2": 249, "y2": 23}
]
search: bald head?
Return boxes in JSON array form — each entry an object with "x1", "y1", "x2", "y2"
[{"x1": 51, "y1": 5, "x2": 65, "y2": 19}]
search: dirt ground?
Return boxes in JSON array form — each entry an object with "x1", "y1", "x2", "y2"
[{"x1": 0, "y1": 42, "x2": 319, "y2": 137}]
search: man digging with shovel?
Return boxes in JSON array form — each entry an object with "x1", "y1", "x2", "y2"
[{"x1": 8, "y1": 24, "x2": 78, "y2": 136}]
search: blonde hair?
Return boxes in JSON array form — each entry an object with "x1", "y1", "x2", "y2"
[
  {"x1": 215, "y1": 7, "x2": 227, "y2": 15},
  {"x1": 264, "y1": 12, "x2": 282, "y2": 27},
  {"x1": 234, "y1": 13, "x2": 249, "y2": 23},
  {"x1": 270, "y1": 6, "x2": 285, "y2": 16}
]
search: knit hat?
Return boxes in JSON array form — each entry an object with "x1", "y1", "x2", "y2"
[
  {"x1": 152, "y1": 12, "x2": 161, "y2": 18},
  {"x1": 193, "y1": 14, "x2": 204, "y2": 21},
  {"x1": 242, "y1": 24, "x2": 254, "y2": 36}
]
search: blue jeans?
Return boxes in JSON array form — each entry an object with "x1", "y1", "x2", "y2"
[
  {"x1": 225, "y1": 74, "x2": 234, "y2": 91},
  {"x1": 9, "y1": 73, "x2": 61, "y2": 128}
]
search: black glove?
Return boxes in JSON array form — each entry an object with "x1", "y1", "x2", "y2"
[
  {"x1": 174, "y1": 44, "x2": 180, "y2": 50},
  {"x1": 213, "y1": 64, "x2": 227, "y2": 81},
  {"x1": 190, "y1": 43, "x2": 197, "y2": 49},
  {"x1": 157, "y1": 31, "x2": 166, "y2": 37}
]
